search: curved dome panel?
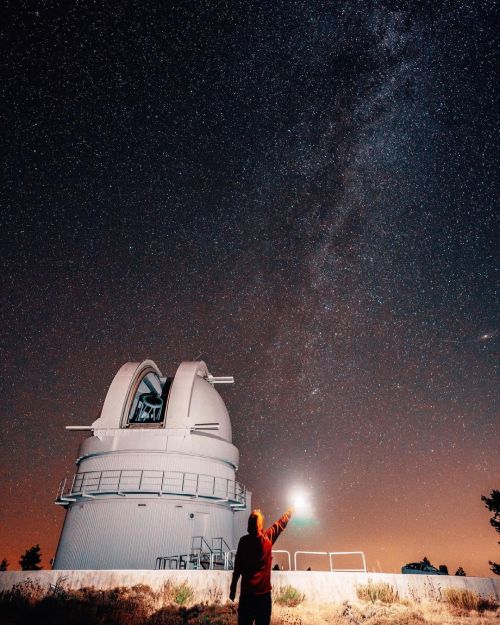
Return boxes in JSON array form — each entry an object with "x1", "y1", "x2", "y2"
[
  {"x1": 92, "y1": 360, "x2": 162, "y2": 429},
  {"x1": 189, "y1": 375, "x2": 232, "y2": 442}
]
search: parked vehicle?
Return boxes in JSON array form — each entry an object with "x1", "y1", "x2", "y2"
[{"x1": 401, "y1": 561, "x2": 443, "y2": 575}]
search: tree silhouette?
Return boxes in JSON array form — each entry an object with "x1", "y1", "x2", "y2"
[
  {"x1": 422, "y1": 556, "x2": 431, "y2": 566},
  {"x1": 439, "y1": 564, "x2": 448, "y2": 574},
  {"x1": 0, "y1": 558, "x2": 8, "y2": 571},
  {"x1": 455, "y1": 566, "x2": 466, "y2": 576},
  {"x1": 481, "y1": 489, "x2": 500, "y2": 575},
  {"x1": 19, "y1": 544, "x2": 42, "y2": 571}
]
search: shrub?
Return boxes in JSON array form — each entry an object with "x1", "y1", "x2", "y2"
[
  {"x1": 159, "y1": 580, "x2": 195, "y2": 606},
  {"x1": 356, "y1": 581, "x2": 399, "y2": 604},
  {"x1": 0, "y1": 578, "x2": 46, "y2": 604},
  {"x1": 173, "y1": 582, "x2": 194, "y2": 606},
  {"x1": 442, "y1": 587, "x2": 498, "y2": 612},
  {"x1": 188, "y1": 603, "x2": 236, "y2": 624},
  {"x1": 147, "y1": 607, "x2": 184, "y2": 625},
  {"x1": 273, "y1": 585, "x2": 305, "y2": 607},
  {"x1": 205, "y1": 584, "x2": 223, "y2": 605}
]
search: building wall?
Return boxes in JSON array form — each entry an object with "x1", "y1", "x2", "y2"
[
  {"x1": 77, "y1": 451, "x2": 236, "y2": 479},
  {"x1": 53, "y1": 498, "x2": 243, "y2": 570},
  {"x1": 0, "y1": 570, "x2": 498, "y2": 603}
]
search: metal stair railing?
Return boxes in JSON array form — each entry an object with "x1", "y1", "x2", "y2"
[
  {"x1": 209, "y1": 537, "x2": 233, "y2": 569},
  {"x1": 191, "y1": 536, "x2": 213, "y2": 569},
  {"x1": 157, "y1": 537, "x2": 238, "y2": 571},
  {"x1": 224, "y1": 549, "x2": 237, "y2": 570}
]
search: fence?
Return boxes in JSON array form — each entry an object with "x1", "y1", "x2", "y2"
[
  {"x1": 294, "y1": 550, "x2": 367, "y2": 572},
  {"x1": 56, "y1": 469, "x2": 246, "y2": 507}
]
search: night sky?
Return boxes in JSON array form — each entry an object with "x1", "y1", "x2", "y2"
[{"x1": 1, "y1": 1, "x2": 498, "y2": 576}]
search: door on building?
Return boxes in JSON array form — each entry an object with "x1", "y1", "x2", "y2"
[{"x1": 190, "y1": 512, "x2": 210, "y2": 568}]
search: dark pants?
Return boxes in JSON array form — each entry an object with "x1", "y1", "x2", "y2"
[{"x1": 238, "y1": 592, "x2": 272, "y2": 625}]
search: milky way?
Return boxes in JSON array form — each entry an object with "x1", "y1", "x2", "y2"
[{"x1": 1, "y1": 1, "x2": 498, "y2": 574}]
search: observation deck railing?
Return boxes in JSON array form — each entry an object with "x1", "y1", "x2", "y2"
[{"x1": 55, "y1": 469, "x2": 247, "y2": 507}]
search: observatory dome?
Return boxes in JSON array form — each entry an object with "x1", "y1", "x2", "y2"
[
  {"x1": 188, "y1": 375, "x2": 232, "y2": 442},
  {"x1": 54, "y1": 359, "x2": 250, "y2": 570}
]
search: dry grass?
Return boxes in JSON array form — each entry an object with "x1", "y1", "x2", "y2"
[
  {"x1": 442, "y1": 588, "x2": 498, "y2": 614},
  {"x1": 0, "y1": 581, "x2": 498, "y2": 625},
  {"x1": 273, "y1": 585, "x2": 306, "y2": 607},
  {"x1": 272, "y1": 599, "x2": 500, "y2": 624},
  {"x1": 356, "y1": 581, "x2": 400, "y2": 604}
]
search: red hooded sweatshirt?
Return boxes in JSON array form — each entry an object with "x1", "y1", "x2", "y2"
[{"x1": 230, "y1": 512, "x2": 291, "y2": 597}]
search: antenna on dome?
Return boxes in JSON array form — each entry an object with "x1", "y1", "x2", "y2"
[{"x1": 207, "y1": 374, "x2": 234, "y2": 384}]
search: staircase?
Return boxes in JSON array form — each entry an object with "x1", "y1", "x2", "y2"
[{"x1": 155, "y1": 536, "x2": 235, "y2": 570}]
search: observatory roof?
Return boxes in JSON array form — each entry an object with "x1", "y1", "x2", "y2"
[{"x1": 91, "y1": 360, "x2": 233, "y2": 442}]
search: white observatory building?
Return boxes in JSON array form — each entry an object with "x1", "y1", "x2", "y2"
[{"x1": 53, "y1": 360, "x2": 250, "y2": 570}]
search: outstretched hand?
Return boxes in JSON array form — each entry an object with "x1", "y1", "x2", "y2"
[{"x1": 286, "y1": 506, "x2": 295, "y2": 517}]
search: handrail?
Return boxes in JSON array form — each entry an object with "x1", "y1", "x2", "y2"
[
  {"x1": 55, "y1": 469, "x2": 247, "y2": 507},
  {"x1": 272, "y1": 549, "x2": 292, "y2": 571},
  {"x1": 329, "y1": 551, "x2": 367, "y2": 573},
  {"x1": 156, "y1": 548, "x2": 367, "y2": 572},
  {"x1": 224, "y1": 549, "x2": 237, "y2": 570},
  {"x1": 192, "y1": 536, "x2": 213, "y2": 554},
  {"x1": 294, "y1": 550, "x2": 367, "y2": 572},
  {"x1": 156, "y1": 555, "x2": 184, "y2": 570},
  {"x1": 294, "y1": 550, "x2": 329, "y2": 571},
  {"x1": 212, "y1": 537, "x2": 232, "y2": 553}
]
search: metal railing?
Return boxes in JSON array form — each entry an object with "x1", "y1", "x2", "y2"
[
  {"x1": 212, "y1": 537, "x2": 232, "y2": 554},
  {"x1": 224, "y1": 549, "x2": 237, "y2": 570},
  {"x1": 156, "y1": 556, "x2": 182, "y2": 569},
  {"x1": 208, "y1": 537, "x2": 232, "y2": 569},
  {"x1": 329, "y1": 551, "x2": 367, "y2": 572},
  {"x1": 156, "y1": 536, "x2": 236, "y2": 571},
  {"x1": 294, "y1": 550, "x2": 367, "y2": 572},
  {"x1": 294, "y1": 550, "x2": 329, "y2": 571},
  {"x1": 191, "y1": 536, "x2": 213, "y2": 556},
  {"x1": 55, "y1": 469, "x2": 246, "y2": 507},
  {"x1": 272, "y1": 549, "x2": 292, "y2": 571},
  {"x1": 156, "y1": 549, "x2": 366, "y2": 572}
]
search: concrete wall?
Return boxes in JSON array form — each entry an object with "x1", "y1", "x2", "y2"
[{"x1": 0, "y1": 570, "x2": 498, "y2": 604}]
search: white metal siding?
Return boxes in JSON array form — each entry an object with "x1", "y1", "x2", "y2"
[
  {"x1": 54, "y1": 498, "x2": 237, "y2": 570},
  {"x1": 78, "y1": 453, "x2": 235, "y2": 479}
]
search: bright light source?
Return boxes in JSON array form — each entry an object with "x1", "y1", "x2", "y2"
[
  {"x1": 294, "y1": 494, "x2": 307, "y2": 510},
  {"x1": 291, "y1": 491, "x2": 311, "y2": 515}
]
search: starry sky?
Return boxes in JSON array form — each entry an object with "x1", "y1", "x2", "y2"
[{"x1": 1, "y1": 1, "x2": 498, "y2": 575}]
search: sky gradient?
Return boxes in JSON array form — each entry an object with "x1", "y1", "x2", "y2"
[{"x1": 1, "y1": 1, "x2": 498, "y2": 575}]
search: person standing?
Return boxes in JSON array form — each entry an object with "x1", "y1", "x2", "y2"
[{"x1": 230, "y1": 507, "x2": 294, "y2": 625}]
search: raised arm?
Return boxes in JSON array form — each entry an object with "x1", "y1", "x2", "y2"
[{"x1": 266, "y1": 507, "x2": 294, "y2": 544}]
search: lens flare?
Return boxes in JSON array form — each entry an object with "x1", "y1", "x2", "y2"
[{"x1": 293, "y1": 494, "x2": 308, "y2": 511}]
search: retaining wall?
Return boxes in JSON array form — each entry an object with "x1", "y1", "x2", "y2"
[{"x1": 0, "y1": 570, "x2": 498, "y2": 603}]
